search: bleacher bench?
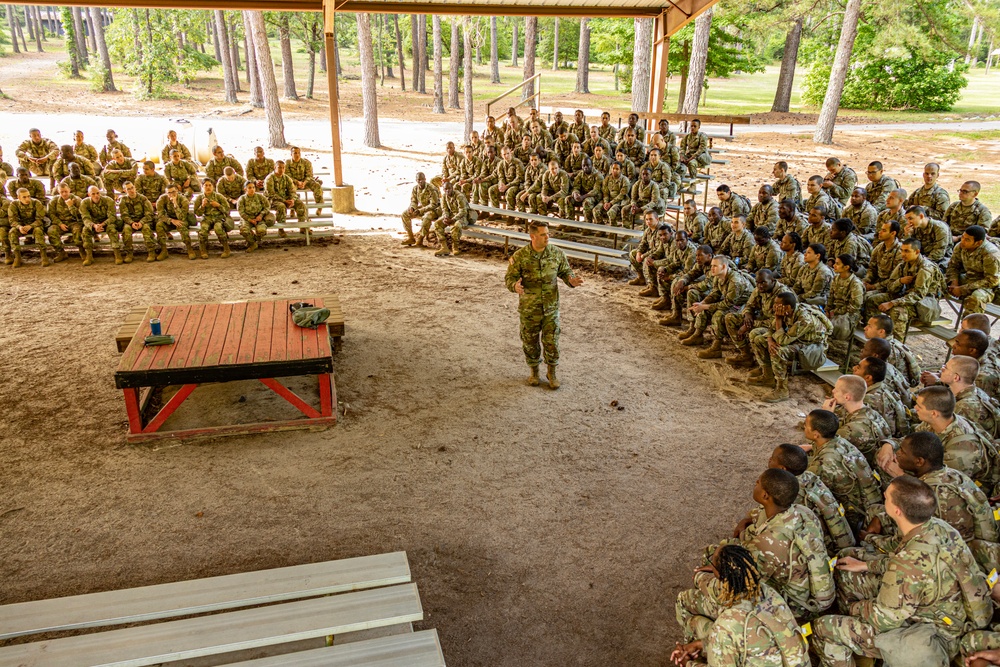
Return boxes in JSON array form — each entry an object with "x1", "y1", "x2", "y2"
[
  {"x1": 0, "y1": 551, "x2": 446, "y2": 667},
  {"x1": 464, "y1": 225, "x2": 629, "y2": 270}
]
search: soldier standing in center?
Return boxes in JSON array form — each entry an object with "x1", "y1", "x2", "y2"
[{"x1": 505, "y1": 220, "x2": 583, "y2": 389}]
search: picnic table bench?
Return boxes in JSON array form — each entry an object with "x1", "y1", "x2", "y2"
[{"x1": 0, "y1": 552, "x2": 447, "y2": 667}]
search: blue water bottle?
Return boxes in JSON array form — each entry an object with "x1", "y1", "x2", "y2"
[{"x1": 150, "y1": 318, "x2": 162, "y2": 336}]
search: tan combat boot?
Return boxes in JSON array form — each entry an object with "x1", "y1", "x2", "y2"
[
  {"x1": 677, "y1": 322, "x2": 696, "y2": 340},
  {"x1": 651, "y1": 295, "x2": 671, "y2": 311},
  {"x1": 278, "y1": 228, "x2": 288, "y2": 238},
  {"x1": 3, "y1": 247, "x2": 12, "y2": 265},
  {"x1": 146, "y1": 249, "x2": 157, "y2": 262},
  {"x1": 220, "y1": 237, "x2": 231, "y2": 259},
  {"x1": 764, "y1": 378, "x2": 790, "y2": 403},
  {"x1": 451, "y1": 235, "x2": 462, "y2": 256},
  {"x1": 124, "y1": 249, "x2": 134, "y2": 264},
  {"x1": 401, "y1": 232, "x2": 416, "y2": 246},
  {"x1": 748, "y1": 367, "x2": 776, "y2": 387},
  {"x1": 726, "y1": 348, "x2": 756, "y2": 368},
  {"x1": 747, "y1": 366, "x2": 764, "y2": 379},
  {"x1": 627, "y1": 274, "x2": 646, "y2": 286},
  {"x1": 546, "y1": 365, "x2": 560, "y2": 389},
  {"x1": 638, "y1": 284, "x2": 659, "y2": 298},
  {"x1": 12, "y1": 247, "x2": 22, "y2": 268},
  {"x1": 246, "y1": 241, "x2": 258, "y2": 253},
  {"x1": 526, "y1": 366, "x2": 540, "y2": 386},
  {"x1": 40, "y1": 247, "x2": 51, "y2": 267},
  {"x1": 199, "y1": 241, "x2": 209, "y2": 260},
  {"x1": 53, "y1": 249, "x2": 68, "y2": 263},
  {"x1": 681, "y1": 330, "x2": 706, "y2": 346},
  {"x1": 660, "y1": 305, "x2": 684, "y2": 327},
  {"x1": 414, "y1": 234, "x2": 425, "y2": 248},
  {"x1": 697, "y1": 339, "x2": 723, "y2": 359},
  {"x1": 185, "y1": 242, "x2": 197, "y2": 260},
  {"x1": 434, "y1": 241, "x2": 450, "y2": 257},
  {"x1": 113, "y1": 249, "x2": 123, "y2": 265},
  {"x1": 82, "y1": 249, "x2": 94, "y2": 267}
]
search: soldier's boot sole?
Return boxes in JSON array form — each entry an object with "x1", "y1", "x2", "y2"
[
  {"x1": 53, "y1": 250, "x2": 68, "y2": 263},
  {"x1": 401, "y1": 237, "x2": 416, "y2": 246},
  {"x1": 113, "y1": 250, "x2": 123, "y2": 266},
  {"x1": 414, "y1": 235, "x2": 425, "y2": 248},
  {"x1": 146, "y1": 251, "x2": 157, "y2": 263},
  {"x1": 546, "y1": 366, "x2": 560, "y2": 390},
  {"x1": 526, "y1": 367, "x2": 540, "y2": 387},
  {"x1": 434, "y1": 248, "x2": 450, "y2": 257},
  {"x1": 638, "y1": 286, "x2": 659, "y2": 298}
]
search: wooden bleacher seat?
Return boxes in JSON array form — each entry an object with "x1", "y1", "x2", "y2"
[
  {"x1": 464, "y1": 225, "x2": 629, "y2": 270},
  {"x1": 224, "y1": 630, "x2": 446, "y2": 667}
]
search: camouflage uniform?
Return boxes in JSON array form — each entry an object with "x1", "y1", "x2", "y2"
[
  {"x1": 595, "y1": 172, "x2": 630, "y2": 225},
  {"x1": 244, "y1": 157, "x2": 276, "y2": 186},
  {"x1": 99, "y1": 140, "x2": 132, "y2": 167},
  {"x1": 703, "y1": 217, "x2": 731, "y2": 253},
  {"x1": 835, "y1": 404, "x2": 891, "y2": 466},
  {"x1": 489, "y1": 157, "x2": 524, "y2": 210},
  {"x1": 59, "y1": 175, "x2": 99, "y2": 200},
  {"x1": 843, "y1": 200, "x2": 879, "y2": 235},
  {"x1": 569, "y1": 122, "x2": 589, "y2": 144},
  {"x1": 793, "y1": 261, "x2": 834, "y2": 306},
  {"x1": 866, "y1": 381, "x2": 910, "y2": 439},
  {"x1": 888, "y1": 338, "x2": 921, "y2": 388},
  {"x1": 804, "y1": 191, "x2": 840, "y2": 218},
  {"x1": 911, "y1": 218, "x2": 952, "y2": 266},
  {"x1": 749, "y1": 199, "x2": 779, "y2": 234},
  {"x1": 216, "y1": 174, "x2": 246, "y2": 207},
  {"x1": 725, "y1": 284, "x2": 776, "y2": 356},
  {"x1": 945, "y1": 200, "x2": 992, "y2": 238},
  {"x1": 906, "y1": 184, "x2": 950, "y2": 221},
  {"x1": 640, "y1": 159, "x2": 677, "y2": 200},
  {"x1": 828, "y1": 273, "x2": 865, "y2": 358},
  {"x1": 193, "y1": 191, "x2": 233, "y2": 245},
  {"x1": 747, "y1": 238, "x2": 781, "y2": 275},
  {"x1": 773, "y1": 175, "x2": 802, "y2": 209},
  {"x1": 504, "y1": 243, "x2": 577, "y2": 367},
  {"x1": 118, "y1": 192, "x2": 156, "y2": 250},
  {"x1": 46, "y1": 193, "x2": 84, "y2": 247},
  {"x1": 617, "y1": 138, "x2": 646, "y2": 167},
  {"x1": 475, "y1": 154, "x2": 499, "y2": 205},
  {"x1": 552, "y1": 136, "x2": 579, "y2": 166},
  {"x1": 580, "y1": 135, "x2": 610, "y2": 158},
  {"x1": 80, "y1": 195, "x2": 124, "y2": 252},
  {"x1": 455, "y1": 154, "x2": 482, "y2": 203},
  {"x1": 286, "y1": 157, "x2": 323, "y2": 204},
  {"x1": 682, "y1": 210, "x2": 708, "y2": 243},
  {"x1": 51, "y1": 156, "x2": 98, "y2": 181},
  {"x1": 518, "y1": 162, "x2": 546, "y2": 214},
  {"x1": 802, "y1": 221, "x2": 832, "y2": 249},
  {"x1": 527, "y1": 130, "x2": 553, "y2": 159},
  {"x1": 751, "y1": 303, "x2": 831, "y2": 380},
  {"x1": 813, "y1": 518, "x2": 987, "y2": 667},
  {"x1": 73, "y1": 143, "x2": 100, "y2": 169},
  {"x1": 778, "y1": 251, "x2": 806, "y2": 291},
  {"x1": 205, "y1": 154, "x2": 245, "y2": 185},
  {"x1": 562, "y1": 170, "x2": 603, "y2": 222},
  {"x1": 155, "y1": 193, "x2": 197, "y2": 250},
  {"x1": 15, "y1": 137, "x2": 58, "y2": 176},
  {"x1": 629, "y1": 225, "x2": 665, "y2": 282},
  {"x1": 264, "y1": 172, "x2": 309, "y2": 225},
  {"x1": 617, "y1": 155, "x2": 637, "y2": 182},
  {"x1": 135, "y1": 173, "x2": 168, "y2": 203},
  {"x1": 720, "y1": 192, "x2": 752, "y2": 221},
  {"x1": 826, "y1": 233, "x2": 872, "y2": 274},
  {"x1": 807, "y1": 435, "x2": 882, "y2": 528},
  {"x1": 826, "y1": 167, "x2": 858, "y2": 207},
  {"x1": 954, "y1": 384, "x2": 1000, "y2": 439},
  {"x1": 945, "y1": 239, "x2": 1000, "y2": 314},
  {"x1": 674, "y1": 261, "x2": 714, "y2": 320},
  {"x1": 622, "y1": 180, "x2": 663, "y2": 226},
  {"x1": 866, "y1": 239, "x2": 902, "y2": 293},
  {"x1": 590, "y1": 153, "x2": 613, "y2": 179},
  {"x1": 402, "y1": 183, "x2": 441, "y2": 239},
  {"x1": 775, "y1": 211, "x2": 808, "y2": 240},
  {"x1": 7, "y1": 197, "x2": 49, "y2": 249},
  {"x1": 434, "y1": 189, "x2": 475, "y2": 248},
  {"x1": 884, "y1": 363, "x2": 915, "y2": 409},
  {"x1": 615, "y1": 123, "x2": 644, "y2": 145},
  {"x1": 679, "y1": 131, "x2": 711, "y2": 177},
  {"x1": 918, "y1": 416, "x2": 997, "y2": 491},
  {"x1": 719, "y1": 228, "x2": 755, "y2": 267},
  {"x1": 512, "y1": 143, "x2": 534, "y2": 166},
  {"x1": 237, "y1": 192, "x2": 276, "y2": 243},
  {"x1": 865, "y1": 175, "x2": 898, "y2": 212},
  {"x1": 163, "y1": 161, "x2": 201, "y2": 196},
  {"x1": 534, "y1": 168, "x2": 570, "y2": 216},
  {"x1": 597, "y1": 123, "x2": 618, "y2": 152},
  {"x1": 693, "y1": 267, "x2": 753, "y2": 339},
  {"x1": 655, "y1": 239, "x2": 698, "y2": 298},
  {"x1": 160, "y1": 141, "x2": 192, "y2": 165},
  {"x1": 798, "y1": 470, "x2": 856, "y2": 553},
  {"x1": 7, "y1": 178, "x2": 48, "y2": 202},
  {"x1": 102, "y1": 158, "x2": 139, "y2": 197},
  {"x1": 865, "y1": 254, "x2": 945, "y2": 338}
]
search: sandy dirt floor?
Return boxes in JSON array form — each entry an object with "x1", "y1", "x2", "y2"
[{"x1": 1, "y1": 89, "x2": 1000, "y2": 664}]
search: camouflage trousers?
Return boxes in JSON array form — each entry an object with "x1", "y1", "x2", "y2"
[
  {"x1": 155, "y1": 215, "x2": 198, "y2": 248},
  {"x1": 488, "y1": 184, "x2": 520, "y2": 210},
  {"x1": 682, "y1": 153, "x2": 711, "y2": 178},
  {"x1": 120, "y1": 222, "x2": 156, "y2": 249},
  {"x1": 957, "y1": 288, "x2": 995, "y2": 316},
  {"x1": 103, "y1": 174, "x2": 131, "y2": 198},
  {"x1": 515, "y1": 192, "x2": 535, "y2": 213},
  {"x1": 17, "y1": 158, "x2": 51, "y2": 177},
  {"x1": 402, "y1": 208, "x2": 439, "y2": 237},
  {"x1": 864, "y1": 293, "x2": 942, "y2": 341},
  {"x1": 273, "y1": 199, "x2": 308, "y2": 225},
  {"x1": 48, "y1": 221, "x2": 84, "y2": 249},
  {"x1": 694, "y1": 305, "x2": 738, "y2": 337},
  {"x1": 814, "y1": 615, "x2": 955, "y2": 667},
  {"x1": 519, "y1": 301, "x2": 560, "y2": 367},
  {"x1": 240, "y1": 213, "x2": 276, "y2": 243},
  {"x1": 668, "y1": 279, "x2": 711, "y2": 323},
  {"x1": 961, "y1": 630, "x2": 1000, "y2": 657},
  {"x1": 725, "y1": 314, "x2": 768, "y2": 351},
  {"x1": 298, "y1": 178, "x2": 324, "y2": 204},
  {"x1": 829, "y1": 312, "x2": 862, "y2": 359},
  {"x1": 457, "y1": 181, "x2": 476, "y2": 204},
  {"x1": 476, "y1": 180, "x2": 497, "y2": 206},
  {"x1": 82, "y1": 220, "x2": 129, "y2": 251},
  {"x1": 675, "y1": 586, "x2": 721, "y2": 643},
  {"x1": 750, "y1": 331, "x2": 827, "y2": 380},
  {"x1": 655, "y1": 269, "x2": 683, "y2": 296},
  {"x1": 622, "y1": 202, "x2": 666, "y2": 228},
  {"x1": 532, "y1": 194, "x2": 561, "y2": 217},
  {"x1": 201, "y1": 217, "x2": 234, "y2": 242},
  {"x1": 559, "y1": 195, "x2": 592, "y2": 220},
  {"x1": 592, "y1": 203, "x2": 625, "y2": 226},
  {"x1": 8, "y1": 225, "x2": 46, "y2": 249},
  {"x1": 434, "y1": 218, "x2": 464, "y2": 250}
]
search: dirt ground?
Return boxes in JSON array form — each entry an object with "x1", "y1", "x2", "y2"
[{"x1": 3, "y1": 55, "x2": 1000, "y2": 664}]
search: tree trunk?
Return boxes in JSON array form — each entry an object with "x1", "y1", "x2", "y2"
[
  {"x1": 681, "y1": 8, "x2": 712, "y2": 114},
  {"x1": 215, "y1": 11, "x2": 238, "y2": 103},
  {"x1": 432, "y1": 15, "x2": 444, "y2": 113},
  {"x1": 31, "y1": 7, "x2": 43, "y2": 50},
  {"x1": 355, "y1": 12, "x2": 380, "y2": 148},
  {"x1": 813, "y1": 0, "x2": 861, "y2": 144},
  {"x1": 306, "y1": 20, "x2": 317, "y2": 98},
  {"x1": 771, "y1": 17, "x2": 802, "y2": 113},
  {"x1": 7, "y1": 5, "x2": 19, "y2": 53},
  {"x1": 393, "y1": 14, "x2": 406, "y2": 90},
  {"x1": 966, "y1": 16, "x2": 979, "y2": 64},
  {"x1": 676, "y1": 40, "x2": 689, "y2": 113},
  {"x1": 631, "y1": 17, "x2": 652, "y2": 112},
  {"x1": 449, "y1": 19, "x2": 460, "y2": 108},
  {"x1": 463, "y1": 16, "x2": 474, "y2": 142},
  {"x1": 421, "y1": 16, "x2": 428, "y2": 74},
  {"x1": 319, "y1": 29, "x2": 327, "y2": 73},
  {"x1": 132, "y1": 9, "x2": 142, "y2": 61},
  {"x1": 211, "y1": 15, "x2": 222, "y2": 62},
  {"x1": 89, "y1": 6, "x2": 116, "y2": 91},
  {"x1": 243, "y1": 11, "x2": 263, "y2": 108},
  {"x1": 229, "y1": 12, "x2": 241, "y2": 79},
  {"x1": 376, "y1": 14, "x2": 385, "y2": 84},
  {"x1": 85, "y1": 8, "x2": 97, "y2": 54},
  {"x1": 144, "y1": 9, "x2": 153, "y2": 94},
  {"x1": 552, "y1": 18, "x2": 559, "y2": 70},
  {"x1": 248, "y1": 10, "x2": 286, "y2": 146},
  {"x1": 16, "y1": 6, "x2": 27, "y2": 52},
  {"x1": 510, "y1": 18, "x2": 518, "y2": 67},
  {"x1": 986, "y1": 36, "x2": 995, "y2": 75},
  {"x1": 575, "y1": 18, "x2": 590, "y2": 93},
  {"x1": 60, "y1": 7, "x2": 80, "y2": 76},
  {"x1": 278, "y1": 14, "x2": 298, "y2": 99},
  {"x1": 72, "y1": 6, "x2": 87, "y2": 62},
  {"x1": 521, "y1": 17, "x2": 536, "y2": 107},
  {"x1": 24, "y1": 5, "x2": 34, "y2": 41},
  {"x1": 410, "y1": 14, "x2": 420, "y2": 91},
  {"x1": 489, "y1": 16, "x2": 500, "y2": 83}
]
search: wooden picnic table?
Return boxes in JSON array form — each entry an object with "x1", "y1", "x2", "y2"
[{"x1": 115, "y1": 296, "x2": 340, "y2": 443}]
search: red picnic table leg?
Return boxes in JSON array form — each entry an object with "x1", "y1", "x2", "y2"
[
  {"x1": 123, "y1": 388, "x2": 144, "y2": 434},
  {"x1": 318, "y1": 373, "x2": 333, "y2": 417},
  {"x1": 259, "y1": 378, "x2": 322, "y2": 419},
  {"x1": 143, "y1": 384, "x2": 199, "y2": 434}
]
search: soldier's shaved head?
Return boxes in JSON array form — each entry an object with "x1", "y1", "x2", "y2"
[
  {"x1": 961, "y1": 313, "x2": 992, "y2": 336},
  {"x1": 825, "y1": 157, "x2": 841, "y2": 167},
  {"x1": 917, "y1": 385, "x2": 955, "y2": 418},
  {"x1": 835, "y1": 375, "x2": 867, "y2": 403},
  {"x1": 770, "y1": 443, "x2": 809, "y2": 476},
  {"x1": 759, "y1": 468, "x2": 799, "y2": 508},
  {"x1": 900, "y1": 432, "x2": 944, "y2": 468},
  {"x1": 807, "y1": 409, "x2": 839, "y2": 438},
  {"x1": 887, "y1": 475, "x2": 937, "y2": 524},
  {"x1": 962, "y1": 181, "x2": 981, "y2": 194},
  {"x1": 949, "y1": 355, "x2": 980, "y2": 383}
]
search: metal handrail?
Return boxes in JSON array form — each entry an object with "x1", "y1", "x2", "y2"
[{"x1": 486, "y1": 72, "x2": 541, "y2": 119}]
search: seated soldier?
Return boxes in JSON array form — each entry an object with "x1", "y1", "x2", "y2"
[
  {"x1": 163, "y1": 149, "x2": 201, "y2": 197},
  {"x1": 590, "y1": 143, "x2": 613, "y2": 179},
  {"x1": 560, "y1": 140, "x2": 585, "y2": 178},
  {"x1": 526, "y1": 121, "x2": 553, "y2": 159},
  {"x1": 455, "y1": 144, "x2": 481, "y2": 204},
  {"x1": 875, "y1": 187, "x2": 907, "y2": 233},
  {"x1": 193, "y1": 179, "x2": 234, "y2": 259},
  {"x1": 205, "y1": 145, "x2": 245, "y2": 185},
  {"x1": 859, "y1": 335, "x2": 915, "y2": 410},
  {"x1": 824, "y1": 374, "x2": 891, "y2": 465},
  {"x1": 777, "y1": 231, "x2": 806, "y2": 290},
  {"x1": 769, "y1": 443, "x2": 855, "y2": 553},
  {"x1": 561, "y1": 158, "x2": 602, "y2": 223},
  {"x1": 237, "y1": 181, "x2": 276, "y2": 253},
  {"x1": 481, "y1": 115, "x2": 502, "y2": 147},
  {"x1": 581, "y1": 126, "x2": 609, "y2": 160},
  {"x1": 161, "y1": 129, "x2": 193, "y2": 167},
  {"x1": 245, "y1": 146, "x2": 276, "y2": 190},
  {"x1": 51, "y1": 144, "x2": 98, "y2": 183},
  {"x1": 864, "y1": 219, "x2": 902, "y2": 295},
  {"x1": 15, "y1": 128, "x2": 58, "y2": 181},
  {"x1": 628, "y1": 212, "x2": 667, "y2": 291},
  {"x1": 99, "y1": 129, "x2": 132, "y2": 167},
  {"x1": 102, "y1": 150, "x2": 139, "y2": 199},
  {"x1": 7, "y1": 187, "x2": 52, "y2": 268},
  {"x1": 802, "y1": 204, "x2": 833, "y2": 247},
  {"x1": 826, "y1": 253, "x2": 865, "y2": 358},
  {"x1": 827, "y1": 218, "x2": 872, "y2": 276},
  {"x1": 285, "y1": 146, "x2": 323, "y2": 205},
  {"x1": 135, "y1": 161, "x2": 168, "y2": 204},
  {"x1": 59, "y1": 162, "x2": 99, "y2": 200},
  {"x1": 683, "y1": 256, "x2": 753, "y2": 359},
  {"x1": 8, "y1": 167, "x2": 48, "y2": 202},
  {"x1": 47, "y1": 182, "x2": 84, "y2": 253},
  {"x1": 946, "y1": 225, "x2": 1000, "y2": 315},
  {"x1": 852, "y1": 356, "x2": 910, "y2": 439},
  {"x1": 652, "y1": 230, "x2": 698, "y2": 317},
  {"x1": 265, "y1": 160, "x2": 309, "y2": 234},
  {"x1": 118, "y1": 180, "x2": 157, "y2": 263},
  {"x1": 725, "y1": 268, "x2": 779, "y2": 368},
  {"x1": 401, "y1": 172, "x2": 440, "y2": 247},
  {"x1": 716, "y1": 184, "x2": 751, "y2": 221},
  {"x1": 155, "y1": 182, "x2": 199, "y2": 260},
  {"x1": 748, "y1": 291, "x2": 831, "y2": 402},
  {"x1": 904, "y1": 204, "x2": 952, "y2": 268},
  {"x1": 533, "y1": 159, "x2": 569, "y2": 217},
  {"x1": 776, "y1": 199, "x2": 808, "y2": 239},
  {"x1": 681, "y1": 198, "x2": 707, "y2": 242},
  {"x1": 622, "y1": 168, "x2": 664, "y2": 228},
  {"x1": 594, "y1": 161, "x2": 630, "y2": 226},
  {"x1": 822, "y1": 157, "x2": 857, "y2": 211},
  {"x1": 678, "y1": 118, "x2": 711, "y2": 178},
  {"x1": 877, "y1": 385, "x2": 997, "y2": 492},
  {"x1": 474, "y1": 145, "x2": 499, "y2": 207},
  {"x1": 702, "y1": 206, "x2": 729, "y2": 251},
  {"x1": 772, "y1": 161, "x2": 801, "y2": 209},
  {"x1": 640, "y1": 148, "x2": 676, "y2": 201},
  {"x1": 938, "y1": 355, "x2": 1000, "y2": 439},
  {"x1": 488, "y1": 146, "x2": 523, "y2": 213},
  {"x1": 597, "y1": 111, "x2": 617, "y2": 153},
  {"x1": 959, "y1": 314, "x2": 1000, "y2": 398},
  {"x1": 638, "y1": 223, "x2": 676, "y2": 303},
  {"x1": 803, "y1": 175, "x2": 840, "y2": 218},
  {"x1": 615, "y1": 112, "x2": 643, "y2": 145},
  {"x1": 618, "y1": 128, "x2": 646, "y2": 172},
  {"x1": 548, "y1": 110, "x2": 567, "y2": 138},
  {"x1": 749, "y1": 185, "x2": 779, "y2": 235},
  {"x1": 842, "y1": 186, "x2": 879, "y2": 236},
  {"x1": 614, "y1": 148, "x2": 637, "y2": 182},
  {"x1": 0, "y1": 145, "x2": 14, "y2": 180},
  {"x1": 654, "y1": 118, "x2": 677, "y2": 148},
  {"x1": 746, "y1": 226, "x2": 781, "y2": 275},
  {"x1": 467, "y1": 129, "x2": 484, "y2": 158},
  {"x1": 672, "y1": 544, "x2": 810, "y2": 667},
  {"x1": 706, "y1": 468, "x2": 834, "y2": 619},
  {"x1": 512, "y1": 134, "x2": 534, "y2": 166},
  {"x1": 793, "y1": 243, "x2": 834, "y2": 307},
  {"x1": 216, "y1": 166, "x2": 246, "y2": 209},
  {"x1": 433, "y1": 180, "x2": 476, "y2": 257},
  {"x1": 516, "y1": 152, "x2": 545, "y2": 214},
  {"x1": 569, "y1": 109, "x2": 588, "y2": 145},
  {"x1": 924, "y1": 327, "x2": 1000, "y2": 402},
  {"x1": 813, "y1": 475, "x2": 990, "y2": 667},
  {"x1": 861, "y1": 313, "x2": 921, "y2": 385},
  {"x1": 71, "y1": 130, "x2": 101, "y2": 174},
  {"x1": 863, "y1": 160, "x2": 899, "y2": 212},
  {"x1": 662, "y1": 244, "x2": 714, "y2": 328},
  {"x1": 718, "y1": 215, "x2": 754, "y2": 268},
  {"x1": 80, "y1": 185, "x2": 124, "y2": 266},
  {"x1": 863, "y1": 237, "x2": 945, "y2": 338},
  {"x1": 945, "y1": 180, "x2": 992, "y2": 244}
]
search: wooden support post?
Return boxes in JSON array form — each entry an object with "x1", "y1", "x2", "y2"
[
  {"x1": 323, "y1": 2, "x2": 343, "y2": 188},
  {"x1": 647, "y1": 11, "x2": 670, "y2": 116}
]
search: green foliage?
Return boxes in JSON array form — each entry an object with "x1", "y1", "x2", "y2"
[
  {"x1": 537, "y1": 17, "x2": 581, "y2": 68},
  {"x1": 88, "y1": 64, "x2": 110, "y2": 92},
  {"x1": 59, "y1": 6, "x2": 83, "y2": 77},
  {"x1": 667, "y1": 15, "x2": 766, "y2": 79}
]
